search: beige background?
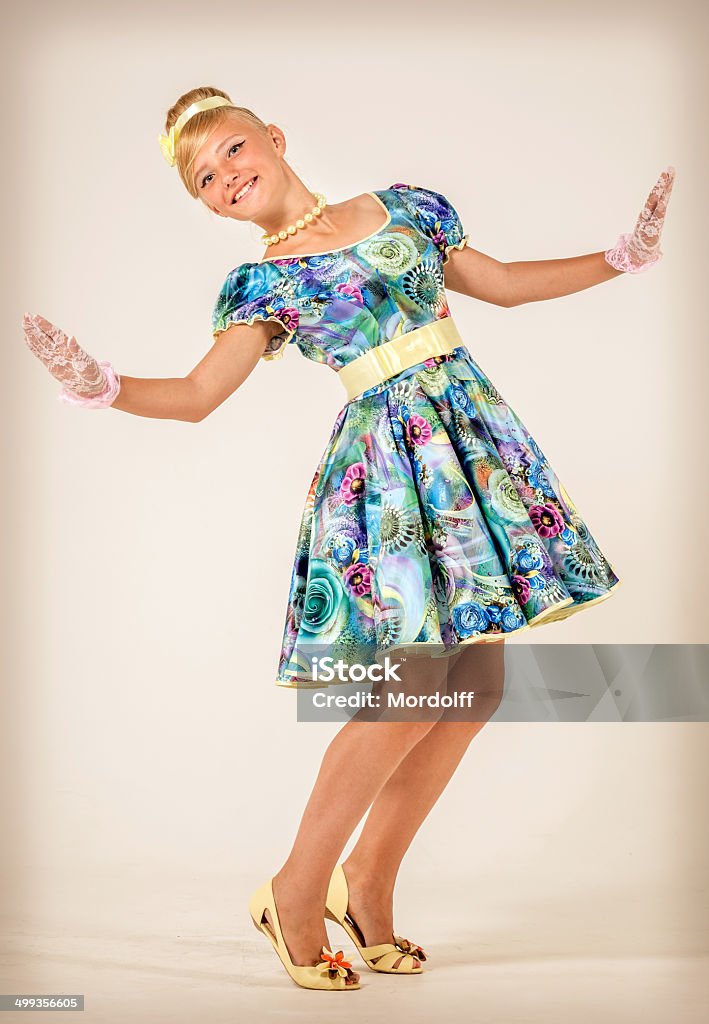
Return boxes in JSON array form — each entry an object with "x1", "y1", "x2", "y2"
[{"x1": 1, "y1": 0, "x2": 707, "y2": 1020}]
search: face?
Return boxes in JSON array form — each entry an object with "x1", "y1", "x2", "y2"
[{"x1": 192, "y1": 117, "x2": 286, "y2": 219}]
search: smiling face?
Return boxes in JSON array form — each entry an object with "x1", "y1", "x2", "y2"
[{"x1": 192, "y1": 115, "x2": 287, "y2": 220}]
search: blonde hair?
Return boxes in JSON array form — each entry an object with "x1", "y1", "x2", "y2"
[{"x1": 163, "y1": 86, "x2": 270, "y2": 198}]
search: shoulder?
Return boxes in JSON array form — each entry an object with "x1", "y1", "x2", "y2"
[
  {"x1": 211, "y1": 259, "x2": 300, "y2": 351},
  {"x1": 212, "y1": 259, "x2": 297, "y2": 317},
  {"x1": 214, "y1": 258, "x2": 286, "y2": 302},
  {"x1": 379, "y1": 182, "x2": 468, "y2": 261},
  {"x1": 382, "y1": 182, "x2": 461, "y2": 224}
]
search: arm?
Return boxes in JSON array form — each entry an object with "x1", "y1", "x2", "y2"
[
  {"x1": 111, "y1": 319, "x2": 280, "y2": 422},
  {"x1": 443, "y1": 244, "x2": 622, "y2": 308},
  {"x1": 504, "y1": 251, "x2": 623, "y2": 308},
  {"x1": 443, "y1": 245, "x2": 514, "y2": 307},
  {"x1": 444, "y1": 165, "x2": 674, "y2": 308},
  {"x1": 22, "y1": 313, "x2": 281, "y2": 423}
]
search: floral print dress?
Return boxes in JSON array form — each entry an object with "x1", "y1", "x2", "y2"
[{"x1": 211, "y1": 184, "x2": 621, "y2": 688}]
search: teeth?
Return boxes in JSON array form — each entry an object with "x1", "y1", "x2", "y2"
[{"x1": 232, "y1": 178, "x2": 256, "y2": 203}]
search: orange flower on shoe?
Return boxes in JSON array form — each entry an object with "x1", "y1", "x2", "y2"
[
  {"x1": 317, "y1": 946, "x2": 354, "y2": 978},
  {"x1": 394, "y1": 935, "x2": 427, "y2": 961}
]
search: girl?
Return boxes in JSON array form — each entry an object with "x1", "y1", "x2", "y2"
[{"x1": 22, "y1": 86, "x2": 674, "y2": 993}]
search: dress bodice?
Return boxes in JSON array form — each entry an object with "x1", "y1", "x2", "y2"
[{"x1": 210, "y1": 183, "x2": 469, "y2": 370}]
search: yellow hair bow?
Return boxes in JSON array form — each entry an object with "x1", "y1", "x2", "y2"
[
  {"x1": 158, "y1": 125, "x2": 177, "y2": 166},
  {"x1": 158, "y1": 96, "x2": 236, "y2": 168}
]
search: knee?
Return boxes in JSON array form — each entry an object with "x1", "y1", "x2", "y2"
[
  {"x1": 441, "y1": 682, "x2": 504, "y2": 725},
  {"x1": 392, "y1": 717, "x2": 441, "y2": 747}
]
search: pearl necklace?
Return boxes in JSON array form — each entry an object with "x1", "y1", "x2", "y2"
[{"x1": 261, "y1": 192, "x2": 327, "y2": 247}]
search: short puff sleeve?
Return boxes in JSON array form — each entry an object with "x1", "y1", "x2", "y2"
[
  {"x1": 389, "y1": 183, "x2": 469, "y2": 264},
  {"x1": 211, "y1": 260, "x2": 300, "y2": 361}
]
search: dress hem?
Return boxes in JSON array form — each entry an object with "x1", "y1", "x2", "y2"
[
  {"x1": 272, "y1": 577, "x2": 623, "y2": 689},
  {"x1": 212, "y1": 314, "x2": 296, "y2": 361},
  {"x1": 442, "y1": 234, "x2": 470, "y2": 264}
]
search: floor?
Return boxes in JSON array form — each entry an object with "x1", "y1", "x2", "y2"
[{"x1": 1, "y1": 867, "x2": 707, "y2": 1023}]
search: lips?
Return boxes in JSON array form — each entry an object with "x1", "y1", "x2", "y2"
[{"x1": 231, "y1": 177, "x2": 258, "y2": 204}]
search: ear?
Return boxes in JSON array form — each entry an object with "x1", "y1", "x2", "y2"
[{"x1": 267, "y1": 123, "x2": 287, "y2": 156}]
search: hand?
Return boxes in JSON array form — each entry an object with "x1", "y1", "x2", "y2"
[
  {"x1": 605, "y1": 166, "x2": 676, "y2": 273},
  {"x1": 22, "y1": 313, "x2": 120, "y2": 407}
]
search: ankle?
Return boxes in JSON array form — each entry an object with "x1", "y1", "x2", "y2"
[
  {"x1": 341, "y1": 858, "x2": 396, "y2": 900},
  {"x1": 273, "y1": 865, "x2": 328, "y2": 905}
]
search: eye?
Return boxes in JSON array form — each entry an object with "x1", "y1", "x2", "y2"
[{"x1": 200, "y1": 142, "x2": 244, "y2": 189}]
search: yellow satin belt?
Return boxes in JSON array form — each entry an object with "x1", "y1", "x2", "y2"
[{"x1": 337, "y1": 317, "x2": 464, "y2": 401}]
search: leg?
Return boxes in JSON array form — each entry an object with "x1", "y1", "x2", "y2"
[
  {"x1": 341, "y1": 639, "x2": 506, "y2": 945},
  {"x1": 268, "y1": 651, "x2": 451, "y2": 975}
]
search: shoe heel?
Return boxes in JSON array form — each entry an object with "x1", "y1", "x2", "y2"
[
  {"x1": 248, "y1": 880, "x2": 274, "y2": 940},
  {"x1": 325, "y1": 863, "x2": 425, "y2": 975},
  {"x1": 248, "y1": 877, "x2": 360, "y2": 991}
]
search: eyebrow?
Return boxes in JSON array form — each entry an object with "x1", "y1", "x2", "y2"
[{"x1": 194, "y1": 134, "x2": 243, "y2": 184}]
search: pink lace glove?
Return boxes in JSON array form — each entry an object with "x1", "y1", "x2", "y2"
[
  {"x1": 22, "y1": 313, "x2": 121, "y2": 408},
  {"x1": 605, "y1": 166, "x2": 676, "y2": 273}
]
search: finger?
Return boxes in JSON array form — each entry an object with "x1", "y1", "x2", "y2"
[
  {"x1": 34, "y1": 314, "x2": 65, "y2": 344},
  {"x1": 22, "y1": 317, "x2": 61, "y2": 360},
  {"x1": 654, "y1": 190, "x2": 669, "y2": 220},
  {"x1": 661, "y1": 167, "x2": 676, "y2": 202},
  {"x1": 647, "y1": 185, "x2": 661, "y2": 215},
  {"x1": 22, "y1": 315, "x2": 48, "y2": 343},
  {"x1": 646, "y1": 168, "x2": 675, "y2": 228},
  {"x1": 656, "y1": 166, "x2": 675, "y2": 202},
  {"x1": 22, "y1": 324, "x2": 53, "y2": 360},
  {"x1": 636, "y1": 172, "x2": 669, "y2": 232},
  {"x1": 22, "y1": 314, "x2": 39, "y2": 339},
  {"x1": 28, "y1": 313, "x2": 70, "y2": 341},
  {"x1": 24, "y1": 314, "x2": 52, "y2": 342},
  {"x1": 647, "y1": 167, "x2": 674, "y2": 208},
  {"x1": 639, "y1": 187, "x2": 661, "y2": 224},
  {"x1": 33, "y1": 314, "x2": 74, "y2": 352}
]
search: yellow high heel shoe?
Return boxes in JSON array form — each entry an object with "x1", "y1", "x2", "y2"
[
  {"x1": 249, "y1": 878, "x2": 361, "y2": 991},
  {"x1": 325, "y1": 863, "x2": 427, "y2": 974}
]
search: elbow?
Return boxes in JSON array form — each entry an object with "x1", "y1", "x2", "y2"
[
  {"x1": 187, "y1": 384, "x2": 211, "y2": 422},
  {"x1": 500, "y1": 284, "x2": 521, "y2": 308},
  {"x1": 185, "y1": 398, "x2": 210, "y2": 423},
  {"x1": 501, "y1": 264, "x2": 519, "y2": 307}
]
